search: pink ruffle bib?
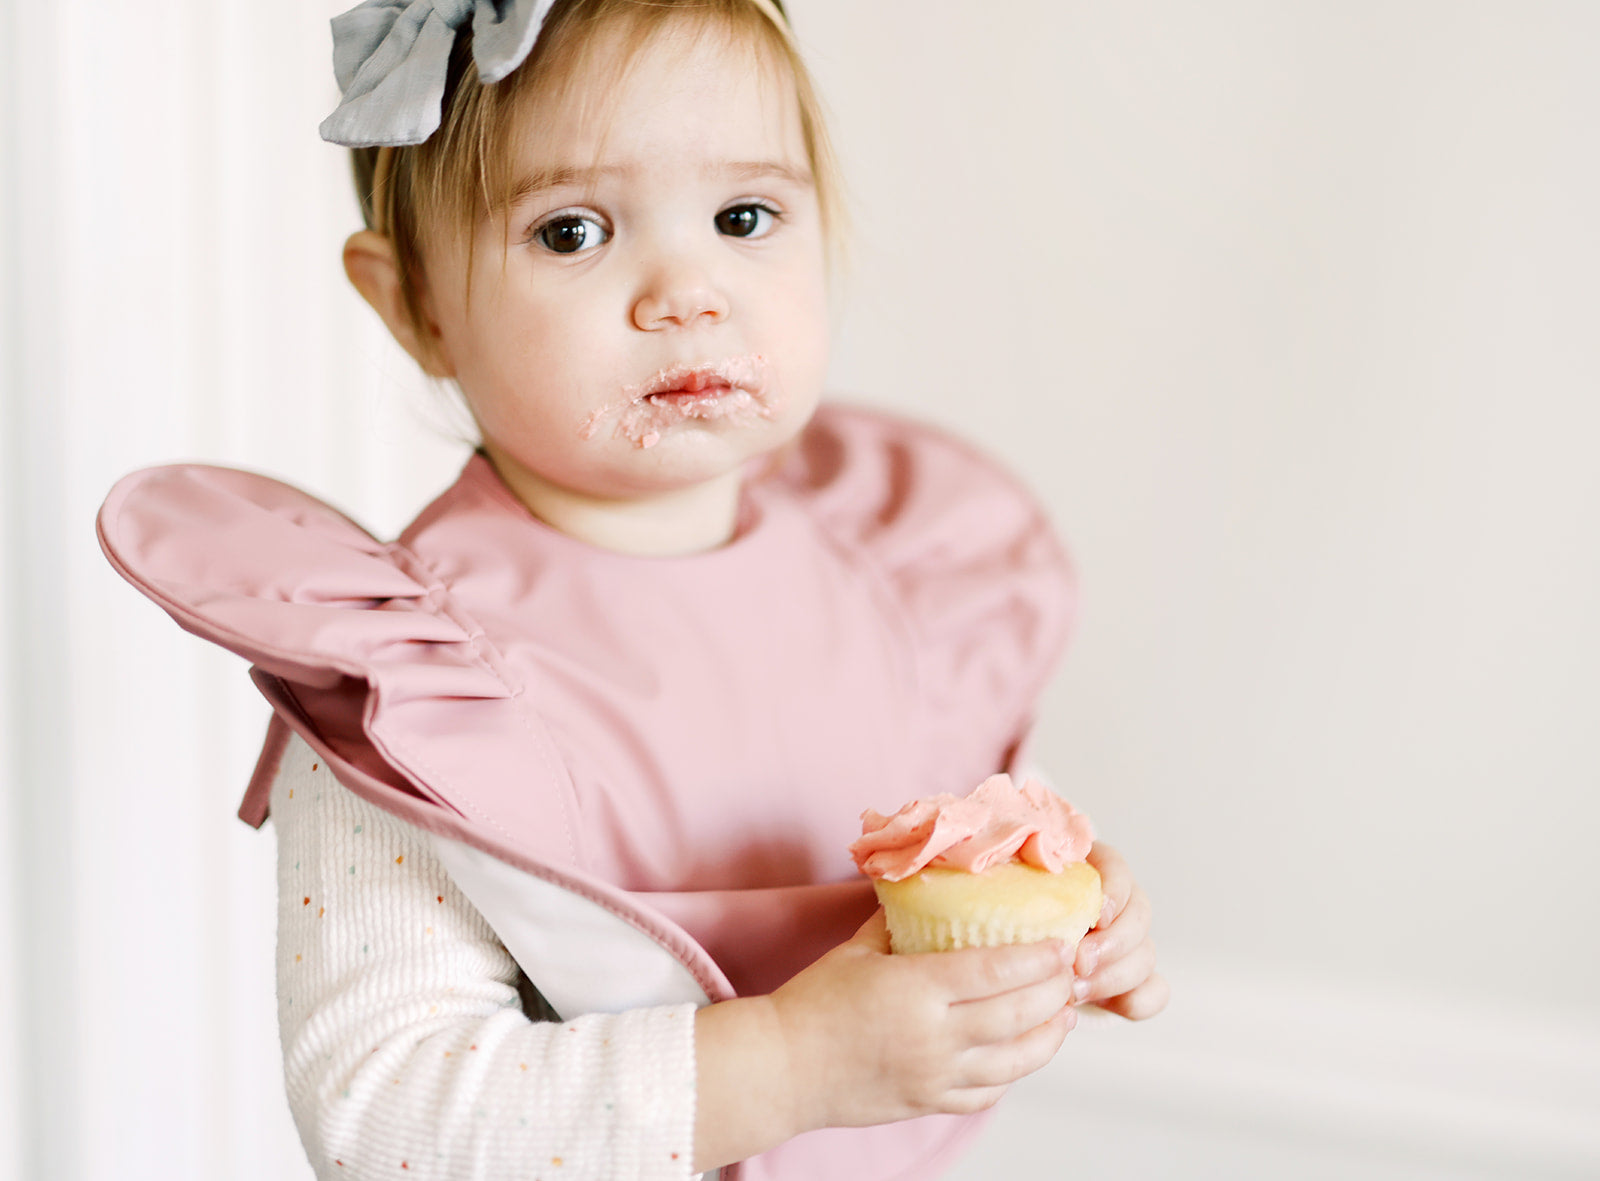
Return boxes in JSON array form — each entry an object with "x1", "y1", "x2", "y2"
[{"x1": 97, "y1": 404, "x2": 1074, "y2": 1180}]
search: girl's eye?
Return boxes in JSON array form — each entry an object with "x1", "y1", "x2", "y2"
[
  {"x1": 533, "y1": 214, "x2": 609, "y2": 255},
  {"x1": 715, "y1": 203, "x2": 778, "y2": 239}
]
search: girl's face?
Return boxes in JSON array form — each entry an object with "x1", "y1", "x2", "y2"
[{"x1": 419, "y1": 23, "x2": 830, "y2": 546}]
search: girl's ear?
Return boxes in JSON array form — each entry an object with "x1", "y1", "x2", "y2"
[{"x1": 342, "y1": 231, "x2": 457, "y2": 378}]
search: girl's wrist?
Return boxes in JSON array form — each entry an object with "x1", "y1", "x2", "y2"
[
  {"x1": 693, "y1": 996, "x2": 810, "y2": 1170},
  {"x1": 764, "y1": 988, "x2": 835, "y2": 1136}
]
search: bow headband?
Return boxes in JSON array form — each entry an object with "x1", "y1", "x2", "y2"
[
  {"x1": 320, "y1": 0, "x2": 790, "y2": 149},
  {"x1": 320, "y1": 0, "x2": 555, "y2": 147}
]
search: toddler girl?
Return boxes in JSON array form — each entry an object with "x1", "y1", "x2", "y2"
[{"x1": 97, "y1": 1, "x2": 1166, "y2": 1177}]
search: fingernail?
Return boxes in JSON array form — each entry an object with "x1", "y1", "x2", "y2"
[
  {"x1": 1073, "y1": 977, "x2": 1092, "y2": 1002},
  {"x1": 1077, "y1": 945, "x2": 1098, "y2": 976},
  {"x1": 1055, "y1": 941, "x2": 1074, "y2": 970}
]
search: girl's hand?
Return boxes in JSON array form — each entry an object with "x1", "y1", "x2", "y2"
[
  {"x1": 769, "y1": 910, "x2": 1079, "y2": 1133},
  {"x1": 697, "y1": 911, "x2": 1077, "y2": 1169},
  {"x1": 1073, "y1": 842, "x2": 1169, "y2": 1020}
]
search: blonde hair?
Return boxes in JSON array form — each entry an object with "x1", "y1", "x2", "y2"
[{"x1": 350, "y1": 0, "x2": 842, "y2": 363}]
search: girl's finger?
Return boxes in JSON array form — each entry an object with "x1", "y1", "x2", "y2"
[
  {"x1": 1085, "y1": 842, "x2": 1131, "y2": 929},
  {"x1": 1074, "y1": 883, "x2": 1151, "y2": 977},
  {"x1": 947, "y1": 969, "x2": 1077, "y2": 1045},
  {"x1": 1077, "y1": 938, "x2": 1157, "y2": 1005},
  {"x1": 937, "y1": 1084, "x2": 1011, "y2": 1117},
  {"x1": 931, "y1": 939, "x2": 1073, "y2": 1003},
  {"x1": 1094, "y1": 971, "x2": 1170, "y2": 1021},
  {"x1": 955, "y1": 1004, "x2": 1076, "y2": 1089}
]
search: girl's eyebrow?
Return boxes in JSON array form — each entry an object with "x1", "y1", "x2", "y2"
[
  {"x1": 509, "y1": 160, "x2": 814, "y2": 204},
  {"x1": 510, "y1": 164, "x2": 622, "y2": 204},
  {"x1": 713, "y1": 160, "x2": 815, "y2": 187}
]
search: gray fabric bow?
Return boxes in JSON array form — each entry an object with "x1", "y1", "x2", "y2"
[{"x1": 320, "y1": 0, "x2": 558, "y2": 147}]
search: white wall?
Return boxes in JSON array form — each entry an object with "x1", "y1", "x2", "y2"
[
  {"x1": 811, "y1": 0, "x2": 1600, "y2": 1004},
  {"x1": 2, "y1": 1, "x2": 1596, "y2": 1177}
]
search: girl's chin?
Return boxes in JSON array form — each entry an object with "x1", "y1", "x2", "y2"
[
  {"x1": 598, "y1": 391, "x2": 786, "y2": 452},
  {"x1": 489, "y1": 397, "x2": 815, "y2": 498},
  {"x1": 611, "y1": 401, "x2": 811, "y2": 462}
]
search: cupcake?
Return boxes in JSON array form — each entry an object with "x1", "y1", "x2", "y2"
[{"x1": 849, "y1": 774, "x2": 1101, "y2": 954}]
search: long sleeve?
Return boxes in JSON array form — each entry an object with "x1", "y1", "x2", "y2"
[{"x1": 271, "y1": 732, "x2": 699, "y2": 1180}]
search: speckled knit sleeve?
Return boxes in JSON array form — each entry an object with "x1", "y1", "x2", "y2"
[{"x1": 271, "y1": 732, "x2": 699, "y2": 1181}]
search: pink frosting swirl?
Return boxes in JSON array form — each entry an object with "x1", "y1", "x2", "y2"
[{"x1": 850, "y1": 774, "x2": 1096, "y2": 882}]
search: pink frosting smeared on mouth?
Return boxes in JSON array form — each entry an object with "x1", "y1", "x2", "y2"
[
  {"x1": 579, "y1": 354, "x2": 779, "y2": 449},
  {"x1": 849, "y1": 774, "x2": 1095, "y2": 882}
]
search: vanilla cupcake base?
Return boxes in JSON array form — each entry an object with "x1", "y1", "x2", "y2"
[{"x1": 874, "y1": 861, "x2": 1103, "y2": 954}]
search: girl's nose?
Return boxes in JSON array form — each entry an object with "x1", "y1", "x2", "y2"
[{"x1": 631, "y1": 263, "x2": 729, "y2": 331}]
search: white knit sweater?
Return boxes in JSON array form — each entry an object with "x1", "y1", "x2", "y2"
[{"x1": 270, "y1": 731, "x2": 700, "y2": 1180}]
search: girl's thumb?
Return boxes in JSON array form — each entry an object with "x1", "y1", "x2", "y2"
[{"x1": 847, "y1": 907, "x2": 892, "y2": 954}]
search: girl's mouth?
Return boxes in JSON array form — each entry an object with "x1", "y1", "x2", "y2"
[
  {"x1": 645, "y1": 377, "x2": 736, "y2": 406},
  {"x1": 580, "y1": 355, "x2": 778, "y2": 449},
  {"x1": 646, "y1": 369, "x2": 737, "y2": 400}
]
